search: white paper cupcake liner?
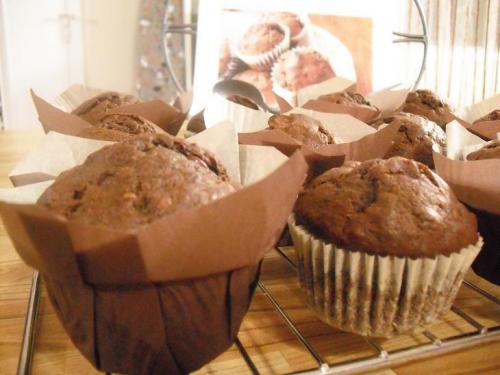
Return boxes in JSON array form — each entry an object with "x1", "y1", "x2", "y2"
[
  {"x1": 232, "y1": 23, "x2": 290, "y2": 72},
  {"x1": 288, "y1": 215, "x2": 482, "y2": 337},
  {"x1": 270, "y1": 47, "x2": 337, "y2": 108}
]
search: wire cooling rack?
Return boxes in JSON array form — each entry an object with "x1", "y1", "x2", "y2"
[{"x1": 217, "y1": 247, "x2": 500, "y2": 375}]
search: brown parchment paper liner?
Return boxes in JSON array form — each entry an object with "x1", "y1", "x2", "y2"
[
  {"x1": 273, "y1": 73, "x2": 356, "y2": 112},
  {"x1": 455, "y1": 93, "x2": 500, "y2": 140},
  {"x1": 32, "y1": 88, "x2": 186, "y2": 136},
  {"x1": 288, "y1": 216, "x2": 482, "y2": 337},
  {"x1": 231, "y1": 22, "x2": 291, "y2": 72},
  {"x1": 239, "y1": 122, "x2": 400, "y2": 180}
]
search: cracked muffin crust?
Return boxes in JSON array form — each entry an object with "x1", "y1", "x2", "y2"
[
  {"x1": 94, "y1": 113, "x2": 158, "y2": 135},
  {"x1": 378, "y1": 112, "x2": 446, "y2": 168},
  {"x1": 472, "y1": 109, "x2": 500, "y2": 124},
  {"x1": 226, "y1": 95, "x2": 260, "y2": 110},
  {"x1": 38, "y1": 134, "x2": 235, "y2": 229},
  {"x1": 294, "y1": 157, "x2": 478, "y2": 258},
  {"x1": 72, "y1": 91, "x2": 141, "y2": 125},
  {"x1": 467, "y1": 140, "x2": 500, "y2": 161},
  {"x1": 399, "y1": 90, "x2": 454, "y2": 128},
  {"x1": 268, "y1": 113, "x2": 334, "y2": 148}
]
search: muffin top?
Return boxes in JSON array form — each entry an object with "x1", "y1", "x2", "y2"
[
  {"x1": 473, "y1": 109, "x2": 500, "y2": 124},
  {"x1": 268, "y1": 113, "x2": 334, "y2": 148},
  {"x1": 380, "y1": 113, "x2": 446, "y2": 168},
  {"x1": 38, "y1": 134, "x2": 235, "y2": 229},
  {"x1": 267, "y1": 12, "x2": 303, "y2": 37},
  {"x1": 317, "y1": 91, "x2": 377, "y2": 109},
  {"x1": 72, "y1": 91, "x2": 141, "y2": 125},
  {"x1": 400, "y1": 90, "x2": 454, "y2": 128},
  {"x1": 226, "y1": 95, "x2": 259, "y2": 110},
  {"x1": 273, "y1": 49, "x2": 335, "y2": 91},
  {"x1": 467, "y1": 140, "x2": 500, "y2": 161},
  {"x1": 237, "y1": 22, "x2": 285, "y2": 55},
  {"x1": 94, "y1": 113, "x2": 158, "y2": 135},
  {"x1": 294, "y1": 157, "x2": 478, "y2": 257}
]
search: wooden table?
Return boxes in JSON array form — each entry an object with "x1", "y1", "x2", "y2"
[{"x1": 0, "y1": 129, "x2": 499, "y2": 375}]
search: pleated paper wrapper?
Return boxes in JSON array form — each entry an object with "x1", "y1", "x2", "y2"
[
  {"x1": 32, "y1": 84, "x2": 187, "y2": 137},
  {"x1": 288, "y1": 216, "x2": 482, "y2": 337},
  {"x1": 1, "y1": 122, "x2": 307, "y2": 374},
  {"x1": 433, "y1": 121, "x2": 500, "y2": 285}
]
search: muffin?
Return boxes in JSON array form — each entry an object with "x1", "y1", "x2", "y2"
[
  {"x1": 317, "y1": 92, "x2": 375, "y2": 108},
  {"x1": 76, "y1": 126, "x2": 130, "y2": 142},
  {"x1": 234, "y1": 70, "x2": 276, "y2": 107},
  {"x1": 472, "y1": 109, "x2": 500, "y2": 124},
  {"x1": 72, "y1": 91, "x2": 141, "y2": 125},
  {"x1": 266, "y1": 12, "x2": 308, "y2": 46},
  {"x1": 272, "y1": 48, "x2": 335, "y2": 92},
  {"x1": 378, "y1": 112, "x2": 446, "y2": 168},
  {"x1": 38, "y1": 133, "x2": 235, "y2": 228},
  {"x1": 399, "y1": 90, "x2": 454, "y2": 128},
  {"x1": 94, "y1": 113, "x2": 159, "y2": 135},
  {"x1": 466, "y1": 140, "x2": 500, "y2": 161},
  {"x1": 290, "y1": 157, "x2": 481, "y2": 337},
  {"x1": 233, "y1": 22, "x2": 290, "y2": 71},
  {"x1": 268, "y1": 113, "x2": 334, "y2": 148},
  {"x1": 226, "y1": 95, "x2": 259, "y2": 110}
]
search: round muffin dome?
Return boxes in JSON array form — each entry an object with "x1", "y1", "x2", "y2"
[
  {"x1": 237, "y1": 22, "x2": 286, "y2": 55},
  {"x1": 94, "y1": 113, "x2": 158, "y2": 135},
  {"x1": 467, "y1": 140, "x2": 500, "y2": 161},
  {"x1": 473, "y1": 109, "x2": 500, "y2": 124},
  {"x1": 294, "y1": 157, "x2": 478, "y2": 258},
  {"x1": 318, "y1": 91, "x2": 375, "y2": 108},
  {"x1": 378, "y1": 112, "x2": 446, "y2": 168},
  {"x1": 38, "y1": 134, "x2": 234, "y2": 229},
  {"x1": 400, "y1": 89, "x2": 454, "y2": 128},
  {"x1": 268, "y1": 113, "x2": 334, "y2": 148},
  {"x1": 72, "y1": 91, "x2": 141, "y2": 125}
]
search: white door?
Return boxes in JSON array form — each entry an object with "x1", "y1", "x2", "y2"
[{"x1": 0, "y1": 0, "x2": 84, "y2": 129}]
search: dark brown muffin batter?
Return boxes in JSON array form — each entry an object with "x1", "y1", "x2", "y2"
[
  {"x1": 379, "y1": 112, "x2": 446, "y2": 168},
  {"x1": 72, "y1": 91, "x2": 140, "y2": 125},
  {"x1": 295, "y1": 157, "x2": 478, "y2": 258},
  {"x1": 473, "y1": 109, "x2": 500, "y2": 124},
  {"x1": 226, "y1": 95, "x2": 259, "y2": 110},
  {"x1": 467, "y1": 140, "x2": 500, "y2": 161},
  {"x1": 400, "y1": 90, "x2": 454, "y2": 128},
  {"x1": 268, "y1": 113, "x2": 334, "y2": 148},
  {"x1": 77, "y1": 127, "x2": 130, "y2": 142},
  {"x1": 94, "y1": 113, "x2": 158, "y2": 135},
  {"x1": 38, "y1": 134, "x2": 234, "y2": 229}
]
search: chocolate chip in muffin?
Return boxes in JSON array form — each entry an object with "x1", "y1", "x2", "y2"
[
  {"x1": 38, "y1": 134, "x2": 234, "y2": 229},
  {"x1": 294, "y1": 157, "x2": 478, "y2": 258},
  {"x1": 400, "y1": 89, "x2": 454, "y2": 128},
  {"x1": 72, "y1": 91, "x2": 141, "y2": 125},
  {"x1": 467, "y1": 140, "x2": 500, "y2": 161},
  {"x1": 379, "y1": 112, "x2": 446, "y2": 168},
  {"x1": 268, "y1": 113, "x2": 334, "y2": 148}
]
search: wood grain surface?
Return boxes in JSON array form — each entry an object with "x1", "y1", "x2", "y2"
[{"x1": 0, "y1": 130, "x2": 499, "y2": 375}]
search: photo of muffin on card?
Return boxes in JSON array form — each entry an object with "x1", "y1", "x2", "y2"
[{"x1": 192, "y1": 0, "x2": 399, "y2": 113}]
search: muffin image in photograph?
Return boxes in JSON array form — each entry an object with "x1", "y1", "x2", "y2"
[
  {"x1": 231, "y1": 21, "x2": 290, "y2": 72},
  {"x1": 233, "y1": 69, "x2": 277, "y2": 108},
  {"x1": 265, "y1": 12, "x2": 310, "y2": 47},
  {"x1": 289, "y1": 157, "x2": 482, "y2": 337}
]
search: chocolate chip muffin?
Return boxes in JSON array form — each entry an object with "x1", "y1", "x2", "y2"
[
  {"x1": 77, "y1": 127, "x2": 130, "y2": 142},
  {"x1": 467, "y1": 140, "x2": 500, "y2": 161},
  {"x1": 272, "y1": 49, "x2": 335, "y2": 92},
  {"x1": 94, "y1": 113, "x2": 158, "y2": 135},
  {"x1": 400, "y1": 90, "x2": 454, "y2": 128},
  {"x1": 226, "y1": 95, "x2": 259, "y2": 110},
  {"x1": 268, "y1": 113, "x2": 334, "y2": 148},
  {"x1": 266, "y1": 12, "x2": 306, "y2": 46},
  {"x1": 473, "y1": 109, "x2": 500, "y2": 124},
  {"x1": 379, "y1": 112, "x2": 446, "y2": 168},
  {"x1": 317, "y1": 91, "x2": 376, "y2": 109},
  {"x1": 72, "y1": 91, "x2": 141, "y2": 125},
  {"x1": 38, "y1": 134, "x2": 235, "y2": 229},
  {"x1": 289, "y1": 157, "x2": 481, "y2": 337}
]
